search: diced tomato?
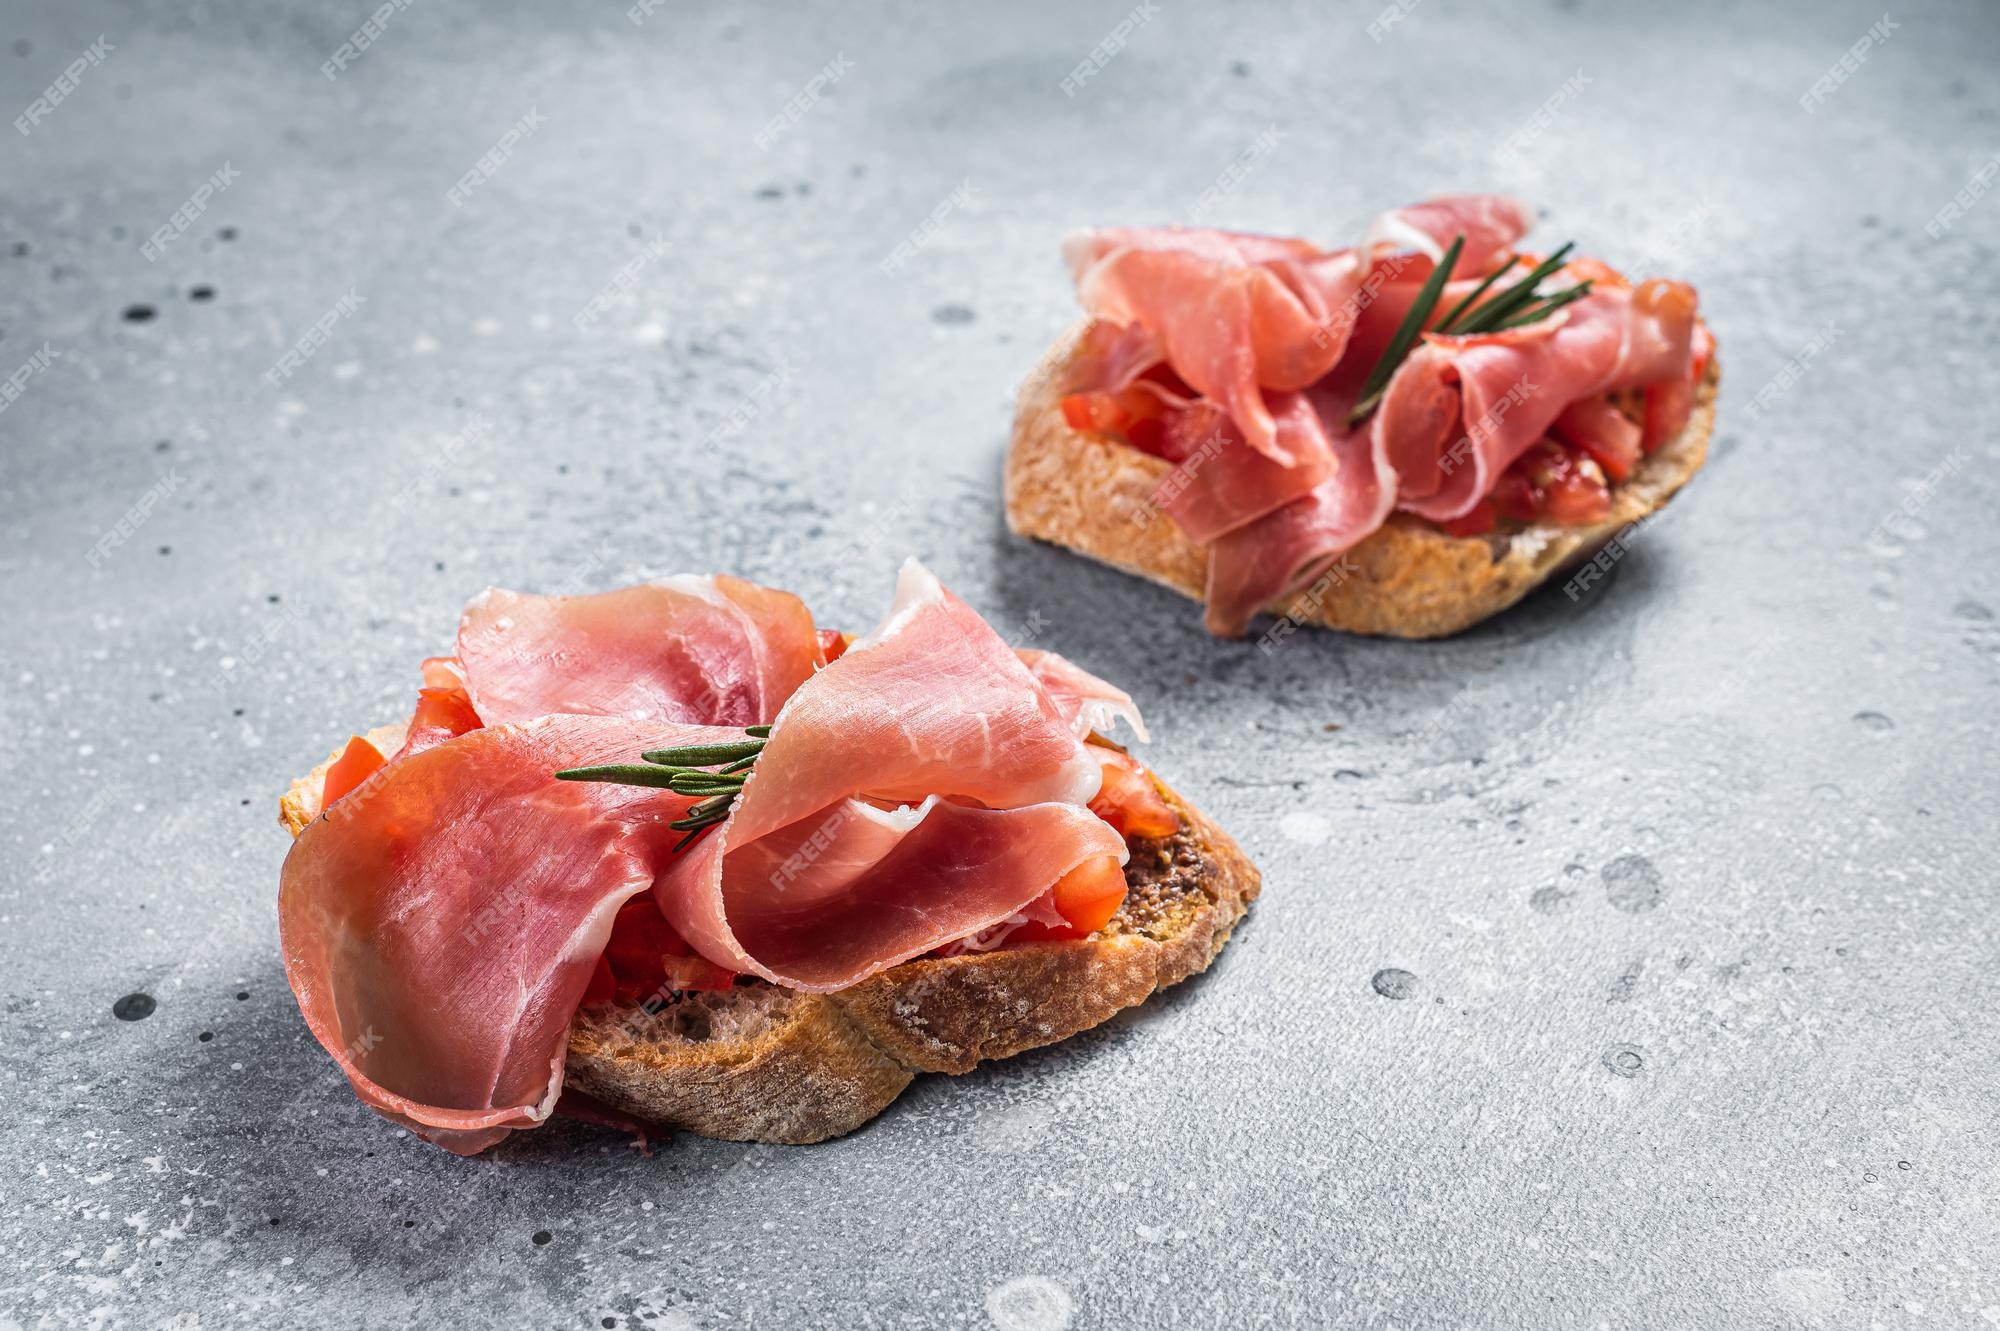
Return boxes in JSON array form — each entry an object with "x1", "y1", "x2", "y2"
[
  {"x1": 1439, "y1": 499, "x2": 1496, "y2": 539},
  {"x1": 816, "y1": 628, "x2": 850, "y2": 664},
  {"x1": 1564, "y1": 256, "x2": 1631, "y2": 290},
  {"x1": 1059, "y1": 386, "x2": 1173, "y2": 458},
  {"x1": 391, "y1": 683, "x2": 482, "y2": 762},
  {"x1": 659, "y1": 955, "x2": 737, "y2": 992},
  {"x1": 1050, "y1": 855, "x2": 1128, "y2": 936},
  {"x1": 321, "y1": 735, "x2": 386, "y2": 807},
  {"x1": 1543, "y1": 464, "x2": 1611, "y2": 526},
  {"x1": 1088, "y1": 747, "x2": 1179, "y2": 840},
  {"x1": 1491, "y1": 470, "x2": 1542, "y2": 523},
  {"x1": 1553, "y1": 396, "x2": 1642, "y2": 483},
  {"x1": 1641, "y1": 377, "x2": 1693, "y2": 453},
  {"x1": 586, "y1": 897, "x2": 736, "y2": 1006}
]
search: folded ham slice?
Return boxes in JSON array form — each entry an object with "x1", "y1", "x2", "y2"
[
  {"x1": 657, "y1": 561, "x2": 1125, "y2": 990},
  {"x1": 280, "y1": 561, "x2": 1133, "y2": 1153},
  {"x1": 458, "y1": 575, "x2": 820, "y2": 726},
  {"x1": 280, "y1": 714, "x2": 722, "y2": 1155},
  {"x1": 1053, "y1": 196, "x2": 1704, "y2": 635}
]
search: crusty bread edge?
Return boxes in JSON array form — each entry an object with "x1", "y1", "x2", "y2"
[
  {"x1": 281, "y1": 733, "x2": 1261, "y2": 1145},
  {"x1": 1005, "y1": 332, "x2": 1720, "y2": 639}
]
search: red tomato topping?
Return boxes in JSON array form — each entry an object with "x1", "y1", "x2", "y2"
[
  {"x1": 587, "y1": 897, "x2": 736, "y2": 1005},
  {"x1": 1088, "y1": 747, "x2": 1179, "y2": 840},
  {"x1": 1059, "y1": 386, "x2": 1172, "y2": 458},
  {"x1": 1439, "y1": 499, "x2": 1497, "y2": 539},
  {"x1": 1553, "y1": 395, "x2": 1642, "y2": 483},
  {"x1": 816, "y1": 628, "x2": 849, "y2": 664},
  {"x1": 391, "y1": 683, "x2": 482, "y2": 763},
  {"x1": 321, "y1": 735, "x2": 387, "y2": 807},
  {"x1": 1050, "y1": 855, "x2": 1128, "y2": 936}
]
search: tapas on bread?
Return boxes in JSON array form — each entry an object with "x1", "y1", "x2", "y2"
[
  {"x1": 1007, "y1": 194, "x2": 1718, "y2": 639},
  {"x1": 278, "y1": 561, "x2": 1258, "y2": 1154}
]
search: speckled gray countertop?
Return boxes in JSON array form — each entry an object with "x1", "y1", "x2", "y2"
[{"x1": 3, "y1": 1, "x2": 1996, "y2": 1327}]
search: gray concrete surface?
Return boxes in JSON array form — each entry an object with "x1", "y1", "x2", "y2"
[{"x1": 3, "y1": 1, "x2": 1996, "y2": 1327}]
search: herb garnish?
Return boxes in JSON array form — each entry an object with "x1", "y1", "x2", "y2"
[
  {"x1": 1345, "y1": 235, "x2": 1593, "y2": 426},
  {"x1": 557, "y1": 724, "x2": 772, "y2": 851}
]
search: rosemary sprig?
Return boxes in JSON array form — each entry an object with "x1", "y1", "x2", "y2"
[
  {"x1": 1345, "y1": 234, "x2": 1593, "y2": 427},
  {"x1": 557, "y1": 726, "x2": 770, "y2": 851},
  {"x1": 1347, "y1": 235, "x2": 1462, "y2": 427}
]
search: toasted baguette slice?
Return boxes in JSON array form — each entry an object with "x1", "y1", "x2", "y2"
[
  {"x1": 1006, "y1": 331, "x2": 1720, "y2": 639},
  {"x1": 281, "y1": 729, "x2": 1259, "y2": 1144}
]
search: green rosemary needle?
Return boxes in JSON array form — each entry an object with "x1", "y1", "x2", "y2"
[
  {"x1": 557, "y1": 725, "x2": 772, "y2": 853},
  {"x1": 1345, "y1": 234, "x2": 1594, "y2": 428}
]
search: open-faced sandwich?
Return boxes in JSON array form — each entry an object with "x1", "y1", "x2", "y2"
[
  {"x1": 277, "y1": 560, "x2": 1257, "y2": 1155},
  {"x1": 1007, "y1": 194, "x2": 1718, "y2": 639}
]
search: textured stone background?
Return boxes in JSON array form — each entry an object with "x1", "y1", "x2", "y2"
[{"x1": 2, "y1": 0, "x2": 1996, "y2": 1327}]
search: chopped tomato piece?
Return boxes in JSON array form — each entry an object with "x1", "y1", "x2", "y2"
[
  {"x1": 1641, "y1": 377, "x2": 1693, "y2": 453},
  {"x1": 1439, "y1": 499, "x2": 1496, "y2": 539},
  {"x1": 1491, "y1": 471, "x2": 1542, "y2": 523},
  {"x1": 1050, "y1": 855, "x2": 1128, "y2": 937},
  {"x1": 1059, "y1": 386, "x2": 1173, "y2": 458},
  {"x1": 816, "y1": 628, "x2": 850, "y2": 664},
  {"x1": 1553, "y1": 396, "x2": 1642, "y2": 483},
  {"x1": 321, "y1": 735, "x2": 386, "y2": 807},
  {"x1": 392, "y1": 683, "x2": 482, "y2": 762},
  {"x1": 588, "y1": 897, "x2": 736, "y2": 1005},
  {"x1": 1542, "y1": 464, "x2": 1611, "y2": 526},
  {"x1": 1088, "y1": 747, "x2": 1179, "y2": 839}
]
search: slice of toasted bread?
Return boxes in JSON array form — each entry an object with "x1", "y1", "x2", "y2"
[
  {"x1": 281, "y1": 730, "x2": 1259, "y2": 1144},
  {"x1": 1005, "y1": 331, "x2": 1720, "y2": 639}
]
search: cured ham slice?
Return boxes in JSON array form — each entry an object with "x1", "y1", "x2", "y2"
[
  {"x1": 1050, "y1": 196, "x2": 1703, "y2": 635},
  {"x1": 280, "y1": 714, "x2": 725, "y2": 1155},
  {"x1": 458, "y1": 575, "x2": 820, "y2": 727},
  {"x1": 1382, "y1": 279, "x2": 1697, "y2": 522},
  {"x1": 1017, "y1": 647, "x2": 1150, "y2": 742},
  {"x1": 657, "y1": 561, "x2": 1126, "y2": 990},
  {"x1": 281, "y1": 562, "x2": 1136, "y2": 1152},
  {"x1": 1203, "y1": 389, "x2": 1400, "y2": 637}
]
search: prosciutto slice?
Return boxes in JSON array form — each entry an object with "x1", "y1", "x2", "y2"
[
  {"x1": 458, "y1": 575, "x2": 820, "y2": 726},
  {"x1": 280, "y1": 562, "x2": 1132, "y2": 1153},
  {"x1": 656, "y1": 561, "x2": 1126, "y2": 990},
  {"x1": 280, "y1": 714, "x2": 722, "y2": 1155},
  {"x1": 1052, "y1": 195, "x2": 1703, "y2": 636}
]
